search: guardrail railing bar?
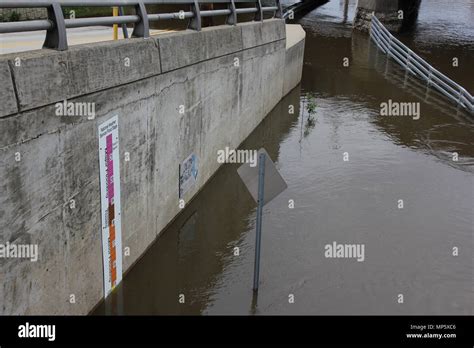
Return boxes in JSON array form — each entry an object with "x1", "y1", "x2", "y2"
[
  {"x1": 373, "y1": 17, "x2": 462, "y2": 90},
  {"x1": 0, "y1": 20, "x2": 52, "y2": 33},
  {"x1": 386, "y1": 59, "x2": 473, "y2": 119},
  {"x1": 0, "y1": 0, "x2": 281, "y2": 45},
  {"x1": 235, "y1": 8, "x2": 258, "y2": 14},
  {"x1": 0, "y1": 0, "x2": 256, "y2": 6},
  {"x1": 374, "y1": 17, "x2": 470, "y2": 93},
  {"x1": 65, "y1": 15, "x2": 139, "y2": 27},
  {"x1": 147, "y1": 11, "x2": 191, "y2": 20},
  {"x1": 370, "y1": 28, "x2": 386, "y2": 54},
  {"x1": 370, "y1": 15, "x2": 473, "y2": 113}
]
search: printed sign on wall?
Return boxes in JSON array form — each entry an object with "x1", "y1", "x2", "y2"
[
  {"x1": 98, "y1": 115, "x2": 123, "y2": 297},
  {"x1": 179, "y1": 153, "x2": 198, "y2": 198}
]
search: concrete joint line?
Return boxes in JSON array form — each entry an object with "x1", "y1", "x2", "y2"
[
  {"x1": 0, "y1": 127, "x2": 60, "y2": 152},
  {"x1": 159, "y1": 36, "x2": 285, "y2": 75},
  {"x1": 153, "y1": 39, "x2": 164, "y2": 74},
  {"x1": 6, "y1": 60, "x2": 21, "y2": 115}
]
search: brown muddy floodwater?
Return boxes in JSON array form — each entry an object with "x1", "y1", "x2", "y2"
[{"x1": 94, "y1": 0, "x2": 474, "y2": 315}]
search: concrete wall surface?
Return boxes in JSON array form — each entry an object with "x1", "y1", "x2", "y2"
[
  {"x1": 0, "y1": 20, "x2": 305, "y2": 314},
  {"x1": 284, "y1": 24, "x2": 305, "y2": 97}
]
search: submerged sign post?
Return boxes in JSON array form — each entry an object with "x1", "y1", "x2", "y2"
[
  {"x1": 237, "y1": 148, "x2": 287, "y2": 291},
  {"x1": 98, "y1": 115, "x2": 123, "y2": 298}
]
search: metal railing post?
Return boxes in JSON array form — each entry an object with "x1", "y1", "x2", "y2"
[
  {"x1": 424, "y1": 69, "x2": 431, "y2": 101},
  {"x1": 43, "y1": 3, "x2": 68, "y2": 51},
  {"x1": 275, "y1": 0, "x2": 283, "y2": 18},
  {"x1": 188, "y1": 0, "x2": 202, "y2": 31},
  {"x1": 403, "y1": 51, "x2": 410, "y2": 86},
  {"x1": 119, "y1": 6, "x2": 129, "y2": 39},
  {"x1": 255, "y1": 0, "x2": 263, "y2": 21},
  {"x1": 132, "y1": 1, "x2": 149, "y2": 38},
  {"x1": 457, "y1": 88, "x2": 463, "y2": 106},
  {"x1": 226, "y1": 0, "x2": 237, "y2": 25},
  {"x1": 0, "y1": 1, "x2": 287, "y2": 39}
]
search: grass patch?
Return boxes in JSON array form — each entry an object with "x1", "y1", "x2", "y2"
[{"x1": 62, "y1": 7, "x2": 115, "y2": 19}]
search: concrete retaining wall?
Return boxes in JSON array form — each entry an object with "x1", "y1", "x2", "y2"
[{"x1": 0, "y1": 19, "x2": 305, "y2": 314}]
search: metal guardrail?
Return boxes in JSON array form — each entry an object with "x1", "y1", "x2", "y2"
[
  {"x1": 370, "y1": 15, "x2": 474, "y2": 114},
  {"x1": 0, "y1": 0, "x2": 282, "y2": 50}
]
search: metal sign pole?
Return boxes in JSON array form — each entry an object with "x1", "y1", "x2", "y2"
[
  {"x1": 253, "y1": 153, "x2": 266, "y2": 291},
  {"x1": 237, "y1": 148, "x2": 287, "y2": 292}
]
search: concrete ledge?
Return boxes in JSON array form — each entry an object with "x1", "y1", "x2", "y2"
[
  {"x1": 241, "y1": 18, "x2": 286, "y2": 49},
  {"x1": 156, "y1": 25, "x2": 243, "y2": 72},
  {"x1": 4, "y1": 20, "x2": 287, "y2": 115},
  {"x1": 8, "y1": 39, "x2": 161, "y2": 113},
  {"x1": 286, "y1": 24, "x2": 306, "y2": 50},
  {"x1": 0, "y1": 60, "x2": 18, "y2": 117},
  {"x1": 283, "y1": 24, "x2": 305, "y2": 96}
]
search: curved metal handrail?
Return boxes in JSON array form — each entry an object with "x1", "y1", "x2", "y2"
[
  {"x1": 370, "y1": 15, "x2": 473, "y2": 113},
  {"x1": 0, "y1": 0, "x2": 283, "y2": 50}
]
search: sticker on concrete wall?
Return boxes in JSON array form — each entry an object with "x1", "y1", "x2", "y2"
[
  {"x1": 179, "y1": 153, "x2": 198, "y2": 198},
  {"x1": 98, "y1": 115, "x2": 123, "y2": 298}
]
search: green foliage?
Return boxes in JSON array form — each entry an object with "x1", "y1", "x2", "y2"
[
  {"x1": 62, "y1": 7, "x2": 113, "y2": 19},
  {"x1": 9, "y1": 11, "x2": 21, "y2": 22},
  {"x1": 306, "y1": 94, "x2": 317, "y2": 115},
  {"x1": 302, "y1": 93, "x2": 318, "y2": 138}
]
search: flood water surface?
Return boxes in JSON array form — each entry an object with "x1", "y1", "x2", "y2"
[{"x1": 94, "y1": 0, "x2": 474, "y2": 315}]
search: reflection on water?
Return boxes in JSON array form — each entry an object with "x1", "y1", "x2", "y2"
[{"x1": 94, "y1": 0, "x2": 473, "y2": 315}]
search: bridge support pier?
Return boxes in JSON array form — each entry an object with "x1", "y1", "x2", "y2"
[{"x1": 354, "y1": 0, "x2": 421, "y2": 33}]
